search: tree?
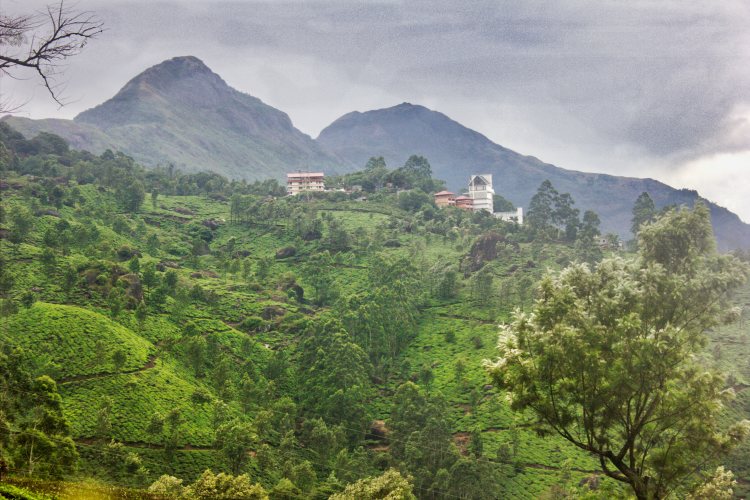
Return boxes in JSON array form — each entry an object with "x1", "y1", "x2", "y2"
[
  {"x1": 575, "y1": 209, "x2": 603, "y2": 265},
  {"x1": 8, "y1": 205, "x2": 33, "y2": 244},
  {"x1": 215, "y1": 419, "x2": 257, "y2": 475},
  {"x1": 301, "y1": 252, "x2": 339, "y2": 306},
  {"x1": 0, "y1": 2, "x2": 103, "y2": 111},
  {"x1": 298, "y1": 316, "x2": 373, "y2": 444},
  {"x1": 436, "y1": 269, "x2": 457, "y2": 300},
  {"x1": 631, "y1": 191, "x2": 656, "y2": 237},
  {"x1": 135, "y1": 300, "x2": 148, "y2": 330},
  {"x1": 182, "y1": 469, "x2": 268, "y2": 499},
  {"x1": 128, "y1": 256, "x2": 141, "y2": 275},
  {"x1": 472, "y1": 270, "x2": 494, "y2": 308},
  {"x1": 142, "y1": 263, "x2": 158, "y2": 291},
  {"x1": 41, "y1": 247, "x2": 56, "y2": 273},
  {"x1": 16, "y1": 375, "x2": 78, "y2": 477},
  {"x1": 148, "y1": 475, "x2": 185, "y2": 498},
  {"x1": 186, "y1": 335, "x2": 207, "y2": 377},
  {"x1": 95, "y1": 397, "x2": 113, "y2": 440},
  {"x1": 330, "y1": 469, "x2": 417, "y2": 500},
  {"x1": 526, "y1": 180, "x2": 558, "y2": 238},
  {"x1": 493, "y1": 194, "x2": 515, "y2": 212},
  {"x1": 687, "y1": 466, "x2": 736, "y2": 500},
  {"x1": 487, "y1": 204, "x2": 750, "y2": 500},
  {"x1": 388, "y1": 382, "x2": 459, "y2": 493},
  {"x1": 112, "y1": 349, "x2": 127, "y2": 372},
  {"x1": 398, "y1": 189, "x2": 432, "y2": 212},
  {"x1": 553, "y1": 192, "x2": 580, "y2": 241},
  {"x1": 117, "y1": 179, "x2": 146, "y2": 212},
  {"x1": 403, "y1": 155, "x2": 432, "y2": 179}
]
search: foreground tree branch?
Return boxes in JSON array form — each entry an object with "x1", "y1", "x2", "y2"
[{"x1": 0, "y1": 1, "x2": 103, "y2": 109}]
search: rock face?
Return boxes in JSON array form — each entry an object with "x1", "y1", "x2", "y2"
[
  {"x1": 462, "y1": 231, "x2": 506, "y2": 273},
  {"x1": 4, "y1": 56, "x2": 346, "y2": 181},
  {"x1": 318, "y1": 103, "x2": 750, "y2": 250}
]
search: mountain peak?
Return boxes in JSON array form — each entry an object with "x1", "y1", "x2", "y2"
[
  {"x1": 74, "y1": 56, "x2": 232, "y2": 127},
  {"x1": 386, "y1": 102, "x2": 430, "y2": 113},
  {"x1": 132, "y1": 55, "x2": 216, "y2": 85}
]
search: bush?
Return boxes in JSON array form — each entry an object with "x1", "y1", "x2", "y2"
[
  {"x1": 148, "y1": 475, "x2": 185, "y2": 498},
  {"x1": 275, "y1": 246, "x2": 296, "y2": 259}
]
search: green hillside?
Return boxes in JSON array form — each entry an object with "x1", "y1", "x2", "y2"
[
  {"x1": 1, "y1": 303, "x2": 153, "y2": 379},
  {"x1": 1, "y1": 127, "x2": 748, "y2": 499},
  {"x1": 318, "y1": 103, "x2": 750, "y2": 250}
]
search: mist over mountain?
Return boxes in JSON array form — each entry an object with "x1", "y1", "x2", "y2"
[
  {"x1": 5, "y1": 56, "x2": 344, "y2": 180},
  {"x1": 318, "y1": 103, "x2": 750, "y2": 250}
]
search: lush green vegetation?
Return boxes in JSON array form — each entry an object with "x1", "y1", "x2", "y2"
[{"x1": 1, "y1": 125, "x2": 748, "y2": 499}]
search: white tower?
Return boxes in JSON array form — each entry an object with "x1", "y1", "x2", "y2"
[{"x1": 468, "y1": 174, "x2": 494, "y2": 213}]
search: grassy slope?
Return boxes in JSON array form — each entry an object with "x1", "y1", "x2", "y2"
[{"x1": 1, "y1": 303, "x2": 153, "y2": 379}]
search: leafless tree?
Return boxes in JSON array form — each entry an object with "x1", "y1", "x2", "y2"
[{"x1": 0, "y1": 1, "x2": 103, "y2": 111}]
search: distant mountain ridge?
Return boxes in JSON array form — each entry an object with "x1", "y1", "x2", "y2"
[
  {"x1": 4, "y1": 58, "x2": 750, "y2": 249},
  {"x1": 317, "y1": 103, "x2": 750, "y2": 250},
  {"x1": 5, "y1": 56, "x2": 345, "y2": 180}
]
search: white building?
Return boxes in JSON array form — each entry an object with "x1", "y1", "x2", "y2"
[
  {"x1": 468, "y1": 174, "x2": 494, "y2": 213},
  {"x1": 494, "y1": 207, "x2": 524, "y2": 225},
  {"x1": 287, "y1": 172, "x2": 325, "y2": 195}
]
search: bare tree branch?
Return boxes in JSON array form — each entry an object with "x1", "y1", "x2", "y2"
[{"x1": 0, "y1": 0, "x2": 103, "y2": 110}]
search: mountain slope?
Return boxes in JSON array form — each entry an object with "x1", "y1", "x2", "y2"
[
  {"x1": 4, "y1": 56, "x2": 345, "y2": 180},
  {"x1": 318, "y1": 103, "x2": 750, "y2": 250}
]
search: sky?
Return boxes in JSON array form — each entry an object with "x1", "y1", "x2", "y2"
[{"x1": 3, "y1": 0, "x2": 749, "y2": 221}]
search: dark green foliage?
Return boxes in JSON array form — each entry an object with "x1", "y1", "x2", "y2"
[
  {"x1": 298, "y1": 316, "x2": 373, "y2": 444},
  {"x1": 388, "y1": 382, "x2": 460, "y2": 494},
  {"x1": 436, "y1": 270, "x2": 457, "y2": 300},
  {"x1": 493, "y1": 194, "x2": 515, "y2": 212},
  {"x1": 527, "y1": 180, "x2": 581, "y2": 241},
  {"x1": 214, "y1": 419, "x2": 256, "y2": 475},
  {"x1": 8, "y1": 205, "x2": 33, "y2": 243},
  {"x1": 631, "y1": 191, "x2": 656, "y2": 236},
  {"x1": 398, "y1": 189, "x2": 433, "y2": 212},
  {"x1": 574, "y1": 209, "x2": 603, "y2": 265}
]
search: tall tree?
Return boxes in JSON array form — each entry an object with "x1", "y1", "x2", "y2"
[
  {"x1": 526, "y1": 180, "x2": 558, "y2": 238},
  {"x1": 214, "y1": 419, "x2": 257, "y2": 475},
  {"x1": 631, "y1": 191, "x2": 656, "y2": 236},
  {"x1": 487, "y1": 204, "x2": 750, "y2": 500},
  {"x1": 575, "y1": 209, "x2": 603, "y2": 265},
  {"x1": 388, "y1": 382, "x2": 460, "y2": 496},
  {"x1": 298, "y1": 316, "x2": 374, "y2": 444}
]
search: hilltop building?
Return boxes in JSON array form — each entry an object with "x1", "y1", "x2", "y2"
[
  {"x1": 454, "y1": 195, "x2": 473, "y2": 210},
  {"x1": 287, "y1": 171, "x2": 325, "y2": 195},
  {"x1": 434, "y1": 190, "x2": 456, "y2": 207},
  {"x1": 432, "y1": 174, "x2": 524, "y2": 224},
  {"x1": 468, "y1": 174, "x2": 494, "y2": 213}
]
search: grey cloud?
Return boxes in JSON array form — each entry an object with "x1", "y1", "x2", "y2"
[{"x1": 4, "y1": 0, "x2": 749, "y2": 166}]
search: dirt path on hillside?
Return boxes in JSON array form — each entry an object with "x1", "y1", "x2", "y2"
[
  {"x1": 435, "y1": 312, "x2": 497, "y2": 325},
  {"x1": 75, "y1": 437, "x2": 213, "y2": 451},
  {"x1": 59, "y1": 352, "x2": 159, "y2": 385}
]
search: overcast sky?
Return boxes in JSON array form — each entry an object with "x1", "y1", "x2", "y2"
[{"x1": 3, "y1": 0, "x2": 749, "y2": 221}]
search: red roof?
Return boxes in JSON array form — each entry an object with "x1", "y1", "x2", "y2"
[
  {"x1": 454, "y1": 195, "x2": 472, "y2": 201},
  {"x1": 434, "y1": 191, "x2": 455, "y2": 196}
]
